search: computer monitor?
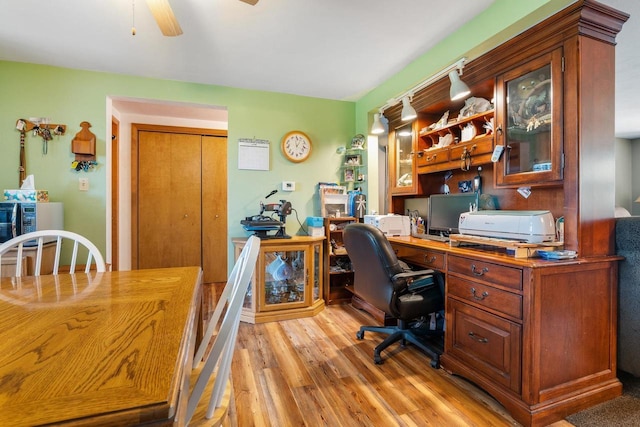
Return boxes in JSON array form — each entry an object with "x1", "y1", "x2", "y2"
[{"x1": 428, "y1": 193, "x2": 477, "y2": 236}]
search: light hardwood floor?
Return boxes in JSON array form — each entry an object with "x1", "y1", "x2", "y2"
[{"x1": 224, "y1": 300, "x2": 574, "y2": 427}]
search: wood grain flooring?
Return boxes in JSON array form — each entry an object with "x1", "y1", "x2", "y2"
[{"x1": 223, "y1": 301, "x2": 574, "y2": 427}]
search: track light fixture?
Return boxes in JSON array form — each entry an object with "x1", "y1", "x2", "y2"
[
  {"x1": 449, "y1": 70, "x2": 471, "y2": 101},
  {"x1": 400, "y1": 96, "x2": 417, "y2": 121},
  {"x1": 371, "y1": 112, "x2": 385, "y2": 135},
  {"x1": 370, "y1": 58, "x2": 470, "y2": 134}
]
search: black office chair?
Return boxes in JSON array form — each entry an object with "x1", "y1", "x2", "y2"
[{"x1": 343, "y1": 223, "x2": 444, "y2": 367}]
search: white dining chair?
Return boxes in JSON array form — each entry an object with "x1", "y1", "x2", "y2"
[
  {"x1": 0, "y1": 230, "x2": 106, "y2": 277},
  {"x1": 184, "y1": 235, "x2": 260, "y2": 426}
]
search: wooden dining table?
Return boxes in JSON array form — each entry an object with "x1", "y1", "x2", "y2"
[{"x1": 0, "y1": 266, "x2": 203, "y2": 426}]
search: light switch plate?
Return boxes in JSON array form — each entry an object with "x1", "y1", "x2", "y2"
[
  {"x1": 282, "y1": 181, "x2": 295, "y2": 191},
  {"x1": 79, "y1": 177, "x2": 89, "y2": 191}
]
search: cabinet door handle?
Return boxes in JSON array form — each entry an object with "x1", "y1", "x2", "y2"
[
  {"x1": 468, "y1": 331, "x2": 488, "y2": 343},
  {"x1": 471, "y1": 264, "x2": 489, "y2": 276},
  {"x1": 471, "y1": 287, "x2": 489, "y2": 300}
]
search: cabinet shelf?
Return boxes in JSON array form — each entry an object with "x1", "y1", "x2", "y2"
[
  {"x1": 324, "y1": 217, "x2": 357, "y2": 305},
  {"x1": 419, "y1": 110, "x2": 494, "y2": 146}
]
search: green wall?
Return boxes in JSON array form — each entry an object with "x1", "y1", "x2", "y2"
[
  {"x1": 0, "y1": 0, "x2": 576, "y2": 264},
  {"x1": 0, "y1": 62, "x2": 355, "y2": 259}
]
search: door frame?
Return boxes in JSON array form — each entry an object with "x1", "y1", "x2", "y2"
[
  {"x1": 131, "y1": 123, "x2": 228, "y2": 274},
  {"x1": 110, "y1": 116, "x2": 120, "y2": 271}
]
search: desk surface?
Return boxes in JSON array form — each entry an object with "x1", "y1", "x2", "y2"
[{"x1": 0, "y1": 266, "x2": 202, "y2": 426}]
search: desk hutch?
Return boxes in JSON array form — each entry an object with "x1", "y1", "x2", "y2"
[{"x1": 379, "y1": 1, "x2": 628, "y2": 426}]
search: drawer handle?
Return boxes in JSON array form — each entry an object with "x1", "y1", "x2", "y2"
[
  {"x1": 471, "y1": 264, "x2": 489, "y2": 276},
  {"x1": 468, "y1": 332, "x2": 488, "y2": 344},
  {"x1": 424, "y1": 255, "x2": 437, "y2": 264},
  {"x1": 471, "y1": 287, "x2": 489, "y2": 301}
]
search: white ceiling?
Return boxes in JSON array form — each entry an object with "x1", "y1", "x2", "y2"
[{"x1": 1, "y1": 0, "x2": 637, "y2": 138}]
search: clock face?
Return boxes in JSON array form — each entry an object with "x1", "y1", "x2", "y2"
[{"x1": 281, "y1": 131, "x2": 312, "y2": 162}]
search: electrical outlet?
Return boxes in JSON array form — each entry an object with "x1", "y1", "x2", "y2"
[{"x1": 79, "y1": 177, "x2": 89, "y2": 191}]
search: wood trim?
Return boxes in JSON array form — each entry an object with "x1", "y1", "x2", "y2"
[{"x1": 110, "y1": 116, "x2": 119, "y2": 271}]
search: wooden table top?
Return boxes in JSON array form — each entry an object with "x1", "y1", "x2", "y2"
[{"x1": 0, "y1": 266, "x2": 202, "y2": 426}]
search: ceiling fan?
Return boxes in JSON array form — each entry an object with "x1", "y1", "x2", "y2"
[{"x1": 145, "y1": 0, "x2": 259, "y2": 37}]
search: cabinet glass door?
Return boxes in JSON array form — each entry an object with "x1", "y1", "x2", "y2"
[
  {"x1": 496, "y1": 49, "x2": 563, "y2": 186},
  {"x1": 262, "y1": 249, "x2": 307, "y2": 308},
  {"x1": 312, "y1": 243, "x2": 321, "y2": 302},
  {"x1": 390, "y1": 123, "x2": 417, "y2": 194}
]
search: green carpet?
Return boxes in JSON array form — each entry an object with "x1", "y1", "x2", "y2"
[{"x1": 566, "y1": 371, "x2": 640, "y2": 426}]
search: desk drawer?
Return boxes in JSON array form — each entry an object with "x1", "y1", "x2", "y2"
[
  {"x1": 448, "y1": 255, "x2": 522, "y2": 291},
  {"x1": 395, "y1": 246, "x2": 445, "y2": 271},
  {"x1": 447, "y1": 299, "x2": 521, "y2": 393},
  {"x1": 448, "y1": 276, "x2": 522, "y2": 320}
]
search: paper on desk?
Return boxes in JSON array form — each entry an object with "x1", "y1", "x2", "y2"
[{"x1": 21, "y1": 175, "x2": 35, "y2": 190}]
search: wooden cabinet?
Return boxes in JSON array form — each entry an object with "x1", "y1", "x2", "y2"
[
  {"x1": 494, "y1": 48, "x2": 563, "y2": 187},
  {"x1": 389, "y1": 237, "x2": 622, "y2": 427},
  {"x1": 323, "y1": 217, "x2": 356, "y2": 304},
  {"x1": 442, "y1": 251, "x2": 620, "y2": 427},
  {"x1": 389, "y1": 122, "x2": 421, "y2": 195},
  {"x1": 232, "y1": 236, "x2": 325, "y2": 324}
]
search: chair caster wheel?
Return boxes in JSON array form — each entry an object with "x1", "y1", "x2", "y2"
[
  {"x1": 374, "y1": 355, "x2": 383, "y2": 364},
  {"x1": 430, "y1": 358, "x2": 440, "y2": 369},
  {"x1": 356, "y1": 331, "x2": 364, "y2": 340}
]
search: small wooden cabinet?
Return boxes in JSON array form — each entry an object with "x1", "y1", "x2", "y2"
[
  {"x1": 233, "y1": 236, "x2": 325, "y2": 324},
  {"x1": 417, "y1": 110, "x2": 495, "y2": 174},
  {"x1": 494, "y1": 48, "x2": 563, "y2": 187},
  {"x1": 389, "y1": 122, "x2": 421, "y2": 195},
  {"x1": 323, "y1": 217, "x2": 356, "y2": 304}
]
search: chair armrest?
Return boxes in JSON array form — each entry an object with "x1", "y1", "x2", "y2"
[
  {"x1": 392, "y1": 269, "x2": 434, "y2": 281},
  {"x1": 392, "y1": 269, "x2": 435, "y2": 292}
]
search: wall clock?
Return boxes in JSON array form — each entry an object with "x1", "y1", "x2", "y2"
[{"x1": 281, "y1": 131, "x2": 312, "y2": 163}]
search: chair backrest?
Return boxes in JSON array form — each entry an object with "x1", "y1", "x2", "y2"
[
  {"x1": 184, "y1": 235, "x2": 260, "y2": 425},
  {"x1": 343, "y1": 223, "x2": 406, "y2": 314},
  {"x1": 0, "y1": 230, "x2": 106, "y2": 277}
]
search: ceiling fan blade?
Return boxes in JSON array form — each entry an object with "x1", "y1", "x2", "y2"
[
  {"x1": 239, "y1": 0, "x2": 259, "y2": 5},
  {"x1": 146, "y1": 0, "x2": 183, "y2": 36}
]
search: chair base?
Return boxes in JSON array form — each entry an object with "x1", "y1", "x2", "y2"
[{"x1": 356, "y1": 321, "x2": 443, "y2": 368}]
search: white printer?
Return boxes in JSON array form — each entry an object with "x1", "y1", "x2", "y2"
[
  {"x1": 458, "y1": 210, "x2": 556, "y2": 243},
  {"x1": 364, "y1": 214, "x2": 411, "y2": 236}
]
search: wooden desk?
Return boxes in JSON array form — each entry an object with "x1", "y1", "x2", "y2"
[
  {"x1": 0, "y1": 266, "x2": 202, "y2": 426},
  {"x1": 387, "y1": 236, "x2": 622, "y2": 427}
]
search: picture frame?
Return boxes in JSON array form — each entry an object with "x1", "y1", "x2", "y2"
[
  {"x1": 344, "y1": 168, "x2": 355, "y2": 182},
  {"x1": 345, "y1": 154, "x2": 361, "y2": 166}
]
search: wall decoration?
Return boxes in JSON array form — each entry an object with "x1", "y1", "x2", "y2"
[
  {"x1": 71, "y1": 121, "x2": 97, "y2": 171},
  {"x1": 15, "y1": 118, "x2": 67, "y2": 186}
]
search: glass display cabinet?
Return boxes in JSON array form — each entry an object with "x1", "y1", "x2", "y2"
[
  {"x1": 495, "y1": 48, "x2": 563, "y2": 186},
  {"x1": 232, "y1": 236, "x2": 324, "y2": 324},
  {"x1": 389, "y1": 122, "x2": 420, "y2": 195}
]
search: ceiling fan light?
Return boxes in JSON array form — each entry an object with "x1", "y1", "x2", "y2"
[
  {"x1": 449, "y1": 70, "x2": 471, "y2": 101},
  {"x1": 371, "y1": 113, "x2": 386, "y2": 135},
  {"x1": 401, "y1": 96, "x2": 417, "y2": 121},
  {"x1": 146, "y1": 0, "x2": 183, "y2": 36}
]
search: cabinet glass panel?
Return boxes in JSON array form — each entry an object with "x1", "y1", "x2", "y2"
[
  {"x1": 243, "y1": 279, "x2": 253, "y2": 309},
  {"x1": 394, "y1": 124, "x2": 414, "y2": 188},
  {"x1": 504, "y1": 64, "x2": 552, "y2": 175},
  {"x1": 263, "y1": 249, "x2": 306, "y2": 305},
  {"x1": 313, "y1": 244, "x2": 320, "y2": 302}
]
